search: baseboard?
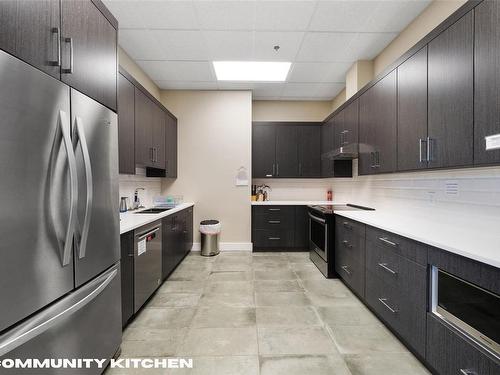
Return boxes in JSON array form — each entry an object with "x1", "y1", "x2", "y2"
[{"x1": 191, "y1": 242, "x2": 253, "y2": 252}]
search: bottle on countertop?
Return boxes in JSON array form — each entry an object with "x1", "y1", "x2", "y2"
[{"x1": 327, "y1": 189, "x2": 333, "y2": 201}]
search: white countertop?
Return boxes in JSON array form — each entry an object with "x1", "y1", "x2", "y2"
[
  {"x1": 120, "y1": 202, "x2": 194, "y2": 234},
  {"x1": 251, "y1": 200, "x2": 345, "y2": 206},
  {"x1": 335, "y1": 207, "x2": 500, "y2": 269}
]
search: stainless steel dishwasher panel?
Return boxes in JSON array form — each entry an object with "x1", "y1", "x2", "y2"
[{"x1": 134, "y1": 221, "x2": 162, "y2": 312}]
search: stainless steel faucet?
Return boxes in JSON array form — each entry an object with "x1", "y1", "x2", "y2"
[{"x1": 133, "y1": 188, "x2": 145, "y2": 209}]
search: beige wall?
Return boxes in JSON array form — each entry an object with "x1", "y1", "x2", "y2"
[
  {"x1": 330, "y1": 89, "x2": 346, "y2": 112},
  {"x1": 345, "y1": 60, "x2": 374, "y2": 100},
  {"x1": 252, "y1": 100, "x2": 332, "y2": 122},
  {"x1": 118, "y1": 47, "x2": 161, "y2": 100},
  {"x1": 160, "y1": 90, "x2": 252, "y2": 247},
  {"x1": 373, "y1": 0, "x2": 467, "y2": 75}
]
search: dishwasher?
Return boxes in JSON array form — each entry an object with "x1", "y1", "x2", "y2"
[{"x1": 134, "y1": 220, "x2": 162, "y2": 312}]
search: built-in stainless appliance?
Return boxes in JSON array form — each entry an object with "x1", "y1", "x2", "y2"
[
  {"x1": 308, "y1": 204, "x2": 374, "y2": 277},
  {"x1": 0, "y1": 50, "x2": 121, "y2": 371},
  {"x1": 431, "y1": 267, "x2": 500, "y2": 356},
  {"x1": 134, "y1": 221, "x2": 162, "y2": 312}
]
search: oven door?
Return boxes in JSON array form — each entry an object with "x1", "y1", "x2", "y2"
[{"x1": 309, "y1": 212, "x2": 327, "y2": 261}]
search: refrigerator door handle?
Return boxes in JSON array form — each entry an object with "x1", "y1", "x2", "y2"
[
  {"x1": 59, "y1": 110, "x2": 78, "y2": 266},
  {"x1": 74, "y1": 116, "x2": 93, "y2": 259},
  {"x1": 0, "y1": 266, "x2": 118, "y2": 357}
]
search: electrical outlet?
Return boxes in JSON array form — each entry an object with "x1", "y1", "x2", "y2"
[
  {"x1": 428, "y1": 191, "x2": 436, "y2": 203},
  {"x1": 445, "y1": 180, "x2": 459, "y2": 196}
]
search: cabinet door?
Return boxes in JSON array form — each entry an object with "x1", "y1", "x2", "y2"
[
  {"x1": 297, "y1": 125, "x2": 321, "y2": 177},
  {"x1": 321, "y1": 119, "x2": 334, "y2": 177},
  {"x1": 343, "y1": 99, "x2": 359, "y2": 149},
  {"x1": 152, "y1": 105, "x2": 166, "y2": 170},
  {"x1": 120, "y1": 232, "x2": 134, "y2": 326},
  {"x1": 359, "y1": 86, "x2": 378, "y2": 175},
  {"x1": 118, "y1": 73, "x2": 135, "y2": 174},
  {"x1": 134, "y1": 89, "x2": 153, "y2": 167},
  {"x1": 165, "y1": 113, "x2": 178, "y2": 178},
  {"x1": 0, "y1": 0, "x2": 60, "y2": 79},
  {"x1": 373, "y1": 70, "x2": 397, "y2": 174},
  {"x1": 474, "y1": 0, "x2": 500, "y2": 165},
  {"x1": 294, "y1": 206, "x2": 309, "y2": 249},
  {"x1": 397, "y1": 47, "x2": 428, "y2": 171},
  {"x1": 61, "y1": 0, "x2": 117, "y2": 110},
  {"x1": 252, "y1": 123, "x2": 276, "y2": 178},
  {"x1": 276, "y1": 125, "x2": 298, "y2": 177},
  {"x1": 333, "y1": 110, "x2": 345, "y2": 152},
  {"x1": 428, "y1": 11, "x2": 473, "y2": 169}
]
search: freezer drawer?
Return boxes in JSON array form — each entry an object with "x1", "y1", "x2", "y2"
[
  {"x1": 0, "y1": 263, "x2": 122, "y2": 374},
  {"x1": 134, "y1": 221, "x2": 162, "y2": 312}
]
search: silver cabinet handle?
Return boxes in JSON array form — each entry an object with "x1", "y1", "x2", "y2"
[
  {"x1": 276, "y1": 163, "x2": 279, "y2": 176},
  {"x1": 50, "y1": 27, "x2": 61, "y2": 66},
  {"x1": 378, "y1": 298, "x2": 398, "y2": 313},
  {"x1": 62, "y1": 37, "x2": 74, "y2": 74},
  {"x1": 268, "y1": 208, "x2": 281, "y2": 211},
  {"x1": 343, "y1": 222, "x2": 352, "y2": 230},
  {"x1": 378, "y1": 237, "x2": 398, "y2": 248},
  {"x1": 272, "y1": 163, "x2": 275, "y2": 176},
  {"x1": 427, "y1": 137, "x2": 433, "y2": 162},
  {"x1": 419, "y1": 138, "x2": 423, "y2": 163},
  {"x1": 268, "y1": 237, "x2": 281, "y2": 240},
  {"x1": 268, "y1": 220, "x2": 281, "y2": 224},
  {"x1": 378, "y1": 263, "x2": 397, "y2": 276},
  {"x1": 266, "y1": 174, "x2": 273, "y2": 177},
  {"x1": 0, "y1": 267, "x2": 117, "y2": 357},
  {"x1": 370, "y1": 152, "x2": 375, "y2": 168},
  {"x1": 74, "y1": 117, "x2": 93, "y2": 259},
  {"x1": 342, "y1": 240, "x2": 352, "y2": 249},
  {"x1": 150, "y1": 147, "x2": 154, "y2": 162},
  {"x1": 342, "y1": 130, "x2": 349, "y2": 145},
  {"x1": 59, "y1": 110, "x2": 78, "y2": 267},
  {"x1": 341, "y1": 265, "x2": 351, "y2": 276},
  {"x1": 375, "y1": 151, "x2": 380, "y2": 168},
  {"x1": 459, "y1": 369, "x2": 476, "y2": 375}
]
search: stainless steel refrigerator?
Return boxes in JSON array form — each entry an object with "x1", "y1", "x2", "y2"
[{"x1": 0, "y1": 50, "x2": 121, "y2": 373}]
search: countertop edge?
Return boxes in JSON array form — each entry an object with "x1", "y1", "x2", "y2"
[
  {"x1": 251, "y1": 200, "x2": 346, "y2": 206},
  {"x1": 120, "y1": 203, "x2": 194, "y2": 235},
  {"x1": 334, "y1": 211, "x2": 500, "y2": 269}
]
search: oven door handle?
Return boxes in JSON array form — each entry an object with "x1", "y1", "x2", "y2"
[{"x1": 308, "y1": 212, "x2": 326, "y2": 224}]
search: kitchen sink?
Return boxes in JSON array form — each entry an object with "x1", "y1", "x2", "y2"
[{"x1": 134, "y1": 208, "x2": 172, "y2": 214}]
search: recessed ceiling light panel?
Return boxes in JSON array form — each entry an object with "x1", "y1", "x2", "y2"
[{"x1": 213, "y1": 61, "x2": 291, "y2": 82}]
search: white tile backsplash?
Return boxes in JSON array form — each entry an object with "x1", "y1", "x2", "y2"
[
  {"x1": 119, "y1": 168, "x2": 162, "y2": 209},
  {"x1": 252, "y1": 178, "x2": 332, "y2": 201}
]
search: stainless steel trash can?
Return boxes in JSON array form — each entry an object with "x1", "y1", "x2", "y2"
[{"x1": 200, "y1": 220, "x2": 221, "y2": 256}]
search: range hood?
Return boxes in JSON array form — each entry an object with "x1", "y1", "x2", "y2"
[{"x1": 327, "y1": 142, "x2": 359, "y2": 160}]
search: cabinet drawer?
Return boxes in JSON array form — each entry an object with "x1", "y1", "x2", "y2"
[
  {"x1": 253, "y1": 205, "x2": 295, "y2": 217},
  {"x1": 336, "y1": 227, "x2": 365, "y2": 265},
  {"x1": 366, "y1": 226, "x2": 427, "y2": 266},
  {"x1": 366, "y1": 270, "x2": 401, "y2": 327},
  {"x1": 253, "y1": 229, "x2": 294, "y2": 248},
  {"x1": 253, "y1": 212, "x2": 294, "y2": 230},
  {"x1": 335, "y1": 253, "x2": 365, "y2": 298},
  {"x1": 366, "y1": 239, "x2": 402, "y2": 286},
  {"x1": 427, "y1": 313, "x2": 496, "y2": 375},
  {"x1": 336, "y1": 216, "x2": 365, "y2": 239}
]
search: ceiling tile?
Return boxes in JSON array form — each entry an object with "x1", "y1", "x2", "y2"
[
  {"x1": 344, "y1": 32, "x2": 397, "y2": 61},
  {"x1": 204, "y1": 31, "x2": 254, "y2": 60},
  {"x1": 254, "y1": 32, "x2": 304, "y2": 61},
  {"x1": 105, "y1": 0, "x2": 198, "y2": 29},
  {"x1": 288, "y1": 62, "x2": 350, "y2": 83},
  {"x1": 119, "y1": 29, "x2": 166, "y2": 60},
  {"x1": 254, "y1": 1, "x2": 316, "y2": 31},
  {"x1": 155, "y1": 81, "x2": 219, "y2": 90},
  {"x1": 137, "y1": 61, "x2": 216, "y2": 81},
  {"x1": 194, "y1": 1, "x2": 256, "y2": 30},
  {"x1": 364, "y1": 1, "x2": 431, "y2": 33},
  {"x1": 295, "y1": 32, "x2": 358, "y2": 62},
  {"x1": 150, "y1": 30, "x2": 210, "y2": 61},
  {"x1": 309, "y1": 1, "x2": 375, "y2": 32}
]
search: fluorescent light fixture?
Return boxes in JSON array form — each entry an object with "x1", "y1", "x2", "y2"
[{"x1": 213, "y1": 61, "x2": 291, "y2": 81}]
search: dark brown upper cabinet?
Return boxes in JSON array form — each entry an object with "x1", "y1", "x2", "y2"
[
  {"x1": 60, "y1": 0, "x2": 117, "y2": 111},
  {"x1": 359, "y1": 70, "x2": 397, "y2": 175},
  {"x1": 397, "y1": 46, "x2": 428, "y2": 172},
  {"x1": 321, "y1": 117, "x2": 335, "y2": 177},
  {"x1": 342, "y1": 99, "x2": 359, "y2": 152},
  {"x1": 333, "y1": 110, "x2": 346, "y2": 152},
  {"x1": 252, "y1": 123, "x2": 277, "y2": 178},
  {"x1": 118, "y1": 73, "x2": 135, "y2": 174},
  {"x1": 0, "y1": 0, "x2": 60, "y2": 79},
  {"x1": 275, "y1": 125, "x2": 299, "y2": 178},
  {"x1": 428, "y1": 11, "x2": 473, "y2": 169},
  {"x1": 152, "y1": 105, "x2": 166, "y2": 170},
  {"x1": 165, "y1": 113, "x2": 178, "y2": 178},
  {"x1": 474, "y1": 0, "x2": 500, "y2": 165},
  {"x1": 134, "y1": 88, "x2": 154, "y2": 168},
  {"x1": 297, "y1": 124, "x2": 321, "y2": 178}
]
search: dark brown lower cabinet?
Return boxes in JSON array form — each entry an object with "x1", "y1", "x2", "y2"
[
  {"x1": 427, "y1": 314, "x2": 495, "y2": 375},
  {"x1": 162, "y1": 207, "x2": 193, "y2": 280},
  {"x1": 120, "y1": 231, "x2": 134, "y2": 327},
  {"x1": 252, "y1": 205, "x2": 309, "y2": 251}
]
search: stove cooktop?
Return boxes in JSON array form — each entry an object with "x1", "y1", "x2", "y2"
[{"x1": 309, "y1": 203, "x2": 375, "y2": 215}]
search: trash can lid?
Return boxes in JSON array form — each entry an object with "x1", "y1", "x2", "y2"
[{"x1": 200, "y1": 219, "x2": 219, "y2": 225}]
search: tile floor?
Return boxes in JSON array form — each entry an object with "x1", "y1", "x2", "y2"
[{"x1": 106, "y1": 251, "x2": 430, "y2": 375}]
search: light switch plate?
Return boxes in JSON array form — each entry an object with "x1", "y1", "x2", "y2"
[
  {"x1": 445, "y1": 180, "x2": 459, "y2": 196},
  {"x1": 485, "y1": 134, "x2": 500, "y2": 151}
]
